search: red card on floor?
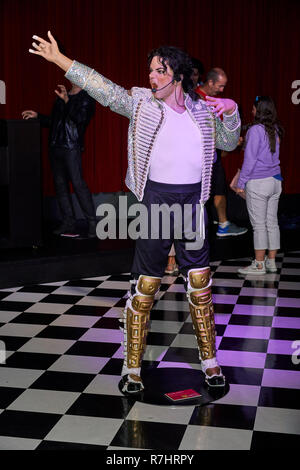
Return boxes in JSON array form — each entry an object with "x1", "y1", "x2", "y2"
[{"x1": 165, "y1": 389, "x2": 201, "y2": 401}]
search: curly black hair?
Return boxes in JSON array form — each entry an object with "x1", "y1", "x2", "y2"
[{"x1": 147, "y1": 46, "x2": 199, "y2": 101}]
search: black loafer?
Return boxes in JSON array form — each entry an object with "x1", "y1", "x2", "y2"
[
  {"x1": 205, "y1": 374, "x2": 226, "y2": 387},
  {"x1": 118, "y1": 374, "x2": 144, "y2": 396}
]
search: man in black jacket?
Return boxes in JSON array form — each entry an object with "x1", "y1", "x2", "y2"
[{"x1": 22, "y1": 82, "x2": 96, "y2": 237}]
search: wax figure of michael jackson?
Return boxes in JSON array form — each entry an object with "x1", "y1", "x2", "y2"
[{"x1": 29, "y1": 32, "x2": 241, "y2": 395}]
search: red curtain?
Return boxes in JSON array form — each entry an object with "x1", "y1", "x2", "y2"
[{"x1": 1, "y1": 0, "x2": 299, "y2": 194}]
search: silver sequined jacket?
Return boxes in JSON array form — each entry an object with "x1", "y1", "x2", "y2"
[{"x1": 65, "y1": 61, "x2": 241, "y2": 202}]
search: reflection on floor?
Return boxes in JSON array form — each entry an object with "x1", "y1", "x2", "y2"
[{"x1": 0, "y1": 251, "x2": 299, "y2": 450}]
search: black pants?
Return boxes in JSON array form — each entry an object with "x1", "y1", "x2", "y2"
[
  {"x1": 50, "y1": 147, "x2": 95, "y2": 222},
  {"x1": 131, "y1": 180, "x2": 209, "y2": 278},
  {"x1": 210, "y1": 151, "x2": 227, "y2": 197}
]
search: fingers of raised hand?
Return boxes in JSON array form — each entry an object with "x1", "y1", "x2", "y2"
[
  {"x1": 32, "y1": 42, "x2": 46, "y2": 52},
  {"x1": 215, "y1": 103, "x2": 225, "y2": 117},
  {"x1": 32, "y1": 34, "x2": 49, "y2": 45},
  {"x1": 205, "y1": 100, "x2": 223, "y2": 116},
  {"x1": 47, "y1": 31, "x2": 57, "y2": 44},
  {"x1": 29, "y1": 33, "x2": 53, "y2": 55},
  {"x1": 222, "y1": 99, "x2": 235, "y2": 113},
  {"x1": 29, "y1": 42, "x2": 48, "y2": 55},
  {"x1": 205, "y1": 97, "x2": 226, "y2": 117}
]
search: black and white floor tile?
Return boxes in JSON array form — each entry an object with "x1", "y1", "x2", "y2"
[{"x1": 0, "y1": 251, "x2": 299, "y2": 450}]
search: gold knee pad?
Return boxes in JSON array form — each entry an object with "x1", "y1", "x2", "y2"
[
  {"x1": 124, "y1": 275, "x2": 161, "y2": 369},
  {"x1": 186, "y1": 267, "x2": 216, "y2": 361}
]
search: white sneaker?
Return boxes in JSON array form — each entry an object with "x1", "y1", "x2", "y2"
[
  {"x1": 265, "y1": 257, "x2": 277, "y2": 273},
  {"x1": 238, "y1": 259, "x2": 266, "y2": 275}
]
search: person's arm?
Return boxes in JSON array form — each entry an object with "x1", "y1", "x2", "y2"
[
  {"x1": 37, "y1": 112, "x2": 51, "y2": 127},
  {"x1": 29, "y1": 31, "x2": 132, "y2": 118},
  {"x1": 65, "y1": 61, "x2": 132, "y2": 118},
  {"x1": 236, "y1": 126, "x2": 261, "y2": 189},
  {"x1": 215, "y1": 104, "x2": 241, "y2": 152},
  {"x1": 22, "y1": 109, "x2": 51, "y2": 127},
  {"x1": 203, "y1": 96, "x2": 241, "y2": 152}
]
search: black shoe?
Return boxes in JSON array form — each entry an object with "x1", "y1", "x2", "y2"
[
  {"x1": 205, "y1": 373, "x2": 226, "y2": 387},
  {"x1": 118, "y1": 374, "x2": 144, "y2": 396},
  {"x1": 53, "y1": 222, "x2": 79, "y2": 237}
]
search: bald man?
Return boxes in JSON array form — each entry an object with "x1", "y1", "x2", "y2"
[{"x1": 196, "y1": 68, "x2": 247, "y2": 238}]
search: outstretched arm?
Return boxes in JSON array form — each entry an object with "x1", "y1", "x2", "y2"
[
  {"x1": 22, "y1": 109, "x2": 51, "y2": 127},
  {"x1": 29, "y1": 31, "x2": 133, "y2": 118},
  {"x1": 29, "y1": 31, "x2": 72, "y2": 72}
]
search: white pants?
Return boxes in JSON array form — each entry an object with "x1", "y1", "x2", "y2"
[{"x1": 245, "y1": 177, "x2": 282, "y2": 250}]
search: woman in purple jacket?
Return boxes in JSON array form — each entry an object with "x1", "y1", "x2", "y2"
[{"x1": 236, "y1": 96, "x2": 284, "y2": 274}]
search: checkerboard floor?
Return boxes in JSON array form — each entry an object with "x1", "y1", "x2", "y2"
[{"x1": 0, "y1": 251, "x2": 299, "y2": 450}]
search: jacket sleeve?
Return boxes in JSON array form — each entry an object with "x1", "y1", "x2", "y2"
[
  {"x1": 38, "y1": 98, "x2": 65, "y2": 127},
  {"x1": 37, "y1": 113, "x2": 51, "y2": 128},
  {"x1": 65, "y1": 60, "x2": 133, "y2": 119},
  {"x1": 237, "y1": 125, "x2": 261, "y2": 189},
  {"x1": 215, "y1": 104, "x2": 241, "y2": 152}
]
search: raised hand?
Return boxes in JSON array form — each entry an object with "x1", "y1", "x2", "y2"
[
  {"x1": 205, "y1": 96, "x2": 236, "y2": 117},
  {"x1": 55, "y1": 84, "x2": 69, "y2": 103},
  {"x1": 29, "y1": 31, "x2": 72, "y2": 72},
  {"x1": 29, "y1": 31, "x2": 60, "y2": 63},
  {"x1": 22, "y1": 110, "x2": 38, "y2": 119}
]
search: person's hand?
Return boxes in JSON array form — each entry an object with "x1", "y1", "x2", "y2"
[
  {"x1": 236, "y1": 187, "x2": 245, "y2": 195},
  {"x1": 29, "y1": 31, "x2": 72, "y2": 72},
  {"x1": 29, "y1": 31, "x2": 60, "y2": 63},
  {"x1": 205, "y1": 96, "x2": 236, "y2": 117},
  {"x1": 55, "y1": 84, "x2": 69, "y2": 103},
  {"x1": 22, "y1": 110, "x2": 38, "y2": 119}
]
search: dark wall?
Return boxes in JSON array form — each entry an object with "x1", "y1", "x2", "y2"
[{"x1": 1, "y1": 0, "x2": 299, "y2": 194}]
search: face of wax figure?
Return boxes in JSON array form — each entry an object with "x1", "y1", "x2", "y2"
[{"x1": 149, "y1": 55, "x2": 180, "y2": 101}]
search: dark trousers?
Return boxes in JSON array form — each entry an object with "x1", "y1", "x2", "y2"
[
  {"x1": 50, "y1": 147, "x2": 95, "y2": 222},
  {"x1": 131, "y1": 180, "x2": 210, "y2": 278}
]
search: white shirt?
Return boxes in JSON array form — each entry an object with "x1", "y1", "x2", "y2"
[{"x1": 148, "y1": 102, "x2": 204, "y2": 184}]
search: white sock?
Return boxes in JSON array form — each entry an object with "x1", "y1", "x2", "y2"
[
  {"x1": 121, "y1": 364, "x2": 141, "y2": 378},
  {"x1": 255, "y1": 259, "x2": 265, "y2": 268},
  {"x1": 201, "y1": 357, "x2": 222, "y2": 376},
  {"x1": 219, "y1": 221, "x2": 229, "y2": 228}
]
